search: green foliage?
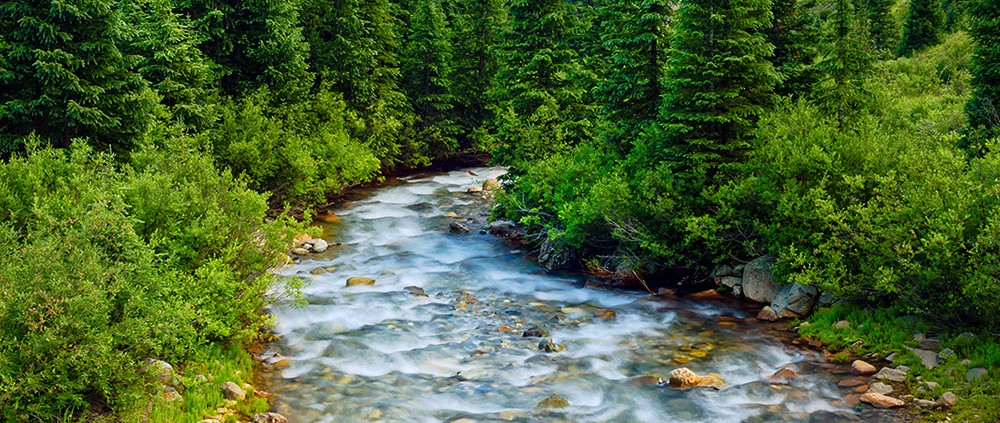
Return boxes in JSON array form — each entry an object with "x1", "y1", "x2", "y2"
[
  {"x1": 0, "y1": 139, "x2": 303, "y2": 420},
  {"x1": 488, "y1": 0, "x2": 597, "y2": 169},
  {"x1": 899, "y1": 0, "x2": 945, "y2": 57},
  {"x1": 443, "y1": 0, "x2": 505, "y2": 147},
  {"x1": 859, "y1": 0, "x2": 899, "y2": 54},
  {"x1": 965, "y1": 0, "x2": 1000, "y2": 149},
  {"x1": 0, "y1": 0, "x2": 156, "y2": 153},
  {"x1": 813, "y1": 0, "x2": 874, "y2": 128},
  {"x1": 768, "y1": 0, "x2": 822, "y2": 97},
  {"x1": 207, "y1": 89, "x2": 381, "y2": 209}
]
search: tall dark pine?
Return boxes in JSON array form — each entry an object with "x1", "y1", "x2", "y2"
[
  {"x1": 443, "y1": 0, "x2": 505, "y2": 144},
  {"x1": 490, "y1": 0, "x2": 596, "y2": 168},
  {"x1": 0, "y1": 0, "x2": 154, "y2": 152},
  {"x1": 814, "y1": 0, "x2": 871, "y2": 128},
  {"x1": 656, "y1": 0, "x2": 780, "y2": 176},
  {"x1": 860, "y1": 0, "x2": 898, "y2": 54},
  {"x1": 898, "y1": 0, "x2": 944, "y2": 57},
  {"x1": 593, "y1": 0, "x2": 672, "y2": 154},
  {"x1": 965, "y1": 0, "x2": 1000, "y2": 146},
  {"x1": 178, "y1": 0, "x2": 312, "y2": 101},
  {"x1": 402, "y1": 0, "x2": 458, "y2": 155},
  {"x1": 768, "y1": 0, "x2": 821, "y2": 97}
]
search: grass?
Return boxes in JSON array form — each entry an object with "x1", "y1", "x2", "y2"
[{"x1": 796, "y1": 304, "x2": 1000, "y2": 422}]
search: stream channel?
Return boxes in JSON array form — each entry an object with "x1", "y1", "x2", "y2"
[{"x1": 262, "y1": 167, "x2": 888, "y2": 423}]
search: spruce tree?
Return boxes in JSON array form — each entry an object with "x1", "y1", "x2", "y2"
[
  {"x1": 965, "y1": 0, "x2": 1000, "y2": 145},
  {"x1": 443, "y1": 0, "x2": 505, "y2": 144},
  {"x1": 490, "y1": 0, "x2": 596, "y2": 168},
  {"x1": 814, "y1": 0, "x2": 872, "y2": 128},
  {"x1": 899, "y1": 0, "x2": 945, "y2": 57},
  {"x1": 860, "y1": 0, "x2": 898, "y2": 54},
  {"x1": 0, "y1": 0, "x2": 155, "y2": 152},
  {"x1": 768, "y1": 0, "x2": 821, "y2": 97},
  {"x1": 177, "y1": 0, "x2": 312, "y2": 101},
  {"x1": 120, "y1": 0, "x2": 219, "y2": 130},
  {"x1": 592, "y1": 0, "x2": 672, "y2": 154},
  {"x1": 401, "y1": 0, "x2": 459, "y2": 156},
  {"x1": 655, "y1": 0, "x2": 780, "y2": 176}
]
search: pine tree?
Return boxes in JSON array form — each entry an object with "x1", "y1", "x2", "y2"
[
  {"x1": 899, "y1": 0, "x2": 945, "y2": 57},
  {"x1": 768, "y1": 0, "x2": 821, "y2": 97},
  {"x1": 120, "y1": 0, "x2": 219, "y2": 130},
  {"x1": 177, "y1": 0, "x2": 312, "y2": 101},
  {"x1": 0, "y1": 0, "x2": 155, "y2": 152},
  {"x1": 592, "y1": 0, "x2": 672, "y2": 154},
  {"x1": 443, "y1": 0, "x2": 505, "y2": 144},
  {"x1": 965, "y1": 0, "x2": 1000, "y2": 145},
  {"x1": 859, "y1": 0, "x2": 898, "y2": 54},
  {"x1": 814, "y1": 0, "x2": 872, "y2": 128},
  {"x1": 654, "y1": 0, "x2": 780, "y2": 175},
  {"x1": 490, "y1": 0, "x2": 597, "y2": 168},
  {"x1": 401, "y1": 0, "x2": 459, "y2": 156}
]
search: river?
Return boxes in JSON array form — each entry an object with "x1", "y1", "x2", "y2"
[{"x1": 261, "y1": 167, "x2": 884, "y2": 422}]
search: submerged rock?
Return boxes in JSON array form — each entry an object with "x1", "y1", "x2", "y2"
[
  {"x1": 450, "y1": 221, "x2": 472, "y2": 234},
  {"x1": 668, "y1": 367, "x2": 724, "y2": 389},
  {"x1": 538, "y1": 337, "x2": 565, "y2": 353},
  {"x1": 537, "y1": 393, "x2": 569, "y2": 409},
  {"x1": 346, "y1": 276, "x2": 376, "y2": 287}
]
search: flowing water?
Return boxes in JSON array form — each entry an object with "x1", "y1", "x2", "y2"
[{"x1": 264, "y1": 167, "x2": 869, "y2": 423}]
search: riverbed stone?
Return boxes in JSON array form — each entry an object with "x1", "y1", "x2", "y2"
[
  {"x1": 537, "y1": 393, "x2": 569, "y2": 409},
  {"x1": 522, "y1": 326, "x2": 549, "y2": 338},
  {"x1": 482, "y1": 178, "x2": 501, "y2": 191},
  {"x1": 668, "y1": 367, "x2": 724, "y2": 389},
  {"x1": 291, "y1": 247, "x2": 310, "y2": 256},
  {"x1": 757, "y1": 306, "x2": 779, "y2": 322},
  {"x1": 221, "y1": 381, "x2": 245, "y2": 400},
  {"x1": 874, "y1": 367, "x2": 907, "y2": 383},
  {"x1": 966, "y1": 368, "x2": 989, "y2": 382},
  {"x1": 346, "y1": 276, "x2": 376, "y2": 287},
  {"x1": 538, "y1": 337, "x2": 565, "y2": 353},
  {"x1": 859, "y1": 392, "x2": 904, "y2": 408},
  {"x1": 937, "y1": 392, "x2": 958, "y2": 407},
  {"x1": 868, "y1": 382, "x2": 893, "y2": 395},
  {"x1": 769, "y1": 368, "x2": 798, "y2": 383},
  {"x1": 251, "y1": 412, "x2": 289, "y2": 423},
  {"x1": 770, "y1": 283, "x2": 819, "y2": 318},
  {"x1": 450, "y1": 221, "x2": 472, "y2": 234},
  {"x1": 304, "y1": 238, "x2": 329, "y2": 253},
  {"x1": 742, "y1": 255, "x2": 779, "y2": 303},
  {"x1": 594, "y1": 309, "x2": 616, "y2": 319},
  {"x1": 851, "y1": 360, "x2": 877, "y2": 376}
]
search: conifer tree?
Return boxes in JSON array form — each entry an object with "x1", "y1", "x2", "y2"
[
  {"x1": 0, "y1": 0, "x2": 155, "y2": 152},
  {"x1": 489, "y1": 0, "x2": 596, "y2": 168},
  {"x1": 402, "y1": 0, "x2": 459, "y2": 156},
  {"x1": 859, "y1": 0, "x2": 898, "y2": 54},
  {"x1": 965, "y1": 0, "x2": 1000, "y2": 144},
  {"x1": 768, "y1": 0, "x2": 821, "y2": 97},
  {"x1": 177, "y1": 0, "x2": 312, "y2": 101},
  {"x1": 443, "y1": 0, "x2": 505, "y2": 144},
  {"x1": 120, "y1": 0, "x2": 219, "y2": 130},
  {"x1": 899, "y1": 0, "x2": 945, "y2": 57},
  {"x1": 814, "y1": 0, "x2": 872, "y2": 128},
  {"x1": 655, "y1": 0, "x2": 780, "y2": 176},
  {"x1": 592, "y1": 0, "x2": 672, "y2": 154}
]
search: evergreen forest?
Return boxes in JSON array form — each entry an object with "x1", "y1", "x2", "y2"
[{"x1": 1, "y1": 0, "x2": 999, "y2": 421}]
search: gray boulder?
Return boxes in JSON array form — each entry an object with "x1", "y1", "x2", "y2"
[
  {"x1": 221, "y1": 381, "x2": 246, "y2": 400},
  {"x1": 742, "y1": 255, "x2": 779, "y2": 303},
  {"x1": 717, "y1": 276, "x2": 743, "y2": 297},
  {"x1": 770, "y1": 283, "x2": 819, "y2": 318}
]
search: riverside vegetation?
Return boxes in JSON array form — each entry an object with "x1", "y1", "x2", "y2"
[{"x1": 1, "y1": 0, "x2": 998, "y2": 421}]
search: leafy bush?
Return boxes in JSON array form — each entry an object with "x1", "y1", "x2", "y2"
[{"x1": 0, "y1": 138, "x2": 302, "y2": 420}]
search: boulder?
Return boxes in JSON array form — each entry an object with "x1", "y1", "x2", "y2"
[
  {"x1": 835, "y1": 320, "x2": 852, "y2": 330},
  {"x1": 538, "y1": 337, "x2": 566, "y2": 353},
  {"x1": 914, "y1": 399, "x2": 937, "y2": 408},
  {"x1": 291, "y1": 247, "x2": 310, "y2": 256},
  {"x1": 149, "y1": 359, "x2": 174, "y2": 384},
  {"x1": 537, "y1": 393, "x2": 569, "y2": 409},
  {"x1": 907, "y1": 347, "x2": 938, "y2": 369},
  {"x1": 711, "y1": 265, "x2": 735, "y2": 279},
  {"x1": 717, "y1": 276, "x2": 743, "y2": 297},
  {"x1": 937, "y1": 392, "x2": 958, "y2": 407},
  {"x1": 859, "y1": 392, "x2": 904, "y2": 408},
  {"x1": 874, "y1": 367, "x2": 907, "y2": 383},
  {"x1": 868, "y1": 382, "x2": 893, "y2": 395},
  {"x1": 346, "y1": 276, "x2": 376, "y2": 287},
  {"x1": 918, "y1": 338, "x2": 941, "y2": 350},
  {"x1": 851, "y1": 360, "x2": 877, "y2": 376},
  {"x1": 307, "y1": 238, "x2": 329, "y2": 253},
  {"x1": 742, "y1": 255, "x2": 779, "y2": 303},
  {"x1": 757, "y1": 306, "x2": 779, "y2": 322},
  {"x1": 937, "y1": 348, "x2": 955, "y2": 362},
  {"x1": 221, "y1": 381, "x2": 245, "y2": 400},
  {"x1": 966, "y1": 368, "x2": 988, "y2": 382},
  {"x1": 482, "y1": 178, "x2": 501, "y2": 191},
  {"x1": 770, "y1": 283, "x2": 819, "y2": 318},
  {"x1": 251, "y1": 413, "x2": 289, "y2": 423},
  {"x1": 450, "y1": 221, "x2": 472, "y2": 234},
  {"x1": 769, "y1": 368, "x2": 798, "y2": 383},
  {"x1": 668, "y1": 367, "x2": 725, "y2": 389}
]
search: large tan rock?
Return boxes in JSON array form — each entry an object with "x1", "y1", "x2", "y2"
[
  {"x1": 851, "y1": 360, "x2": 877, "y2": 376},
  {"x1": 668, "y1": 367, "x2": 724, "y2": 389},
  {"x1": 859, "y1": 392, "x2": 904, "y2": 408}
]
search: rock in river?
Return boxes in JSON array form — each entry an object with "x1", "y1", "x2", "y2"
[
  {"x1": 668, "y1": 367, "x2": 724, "y2": 389},
  {"x1": 346, "y1": 276, "x2": 376, "y2": 287}
]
